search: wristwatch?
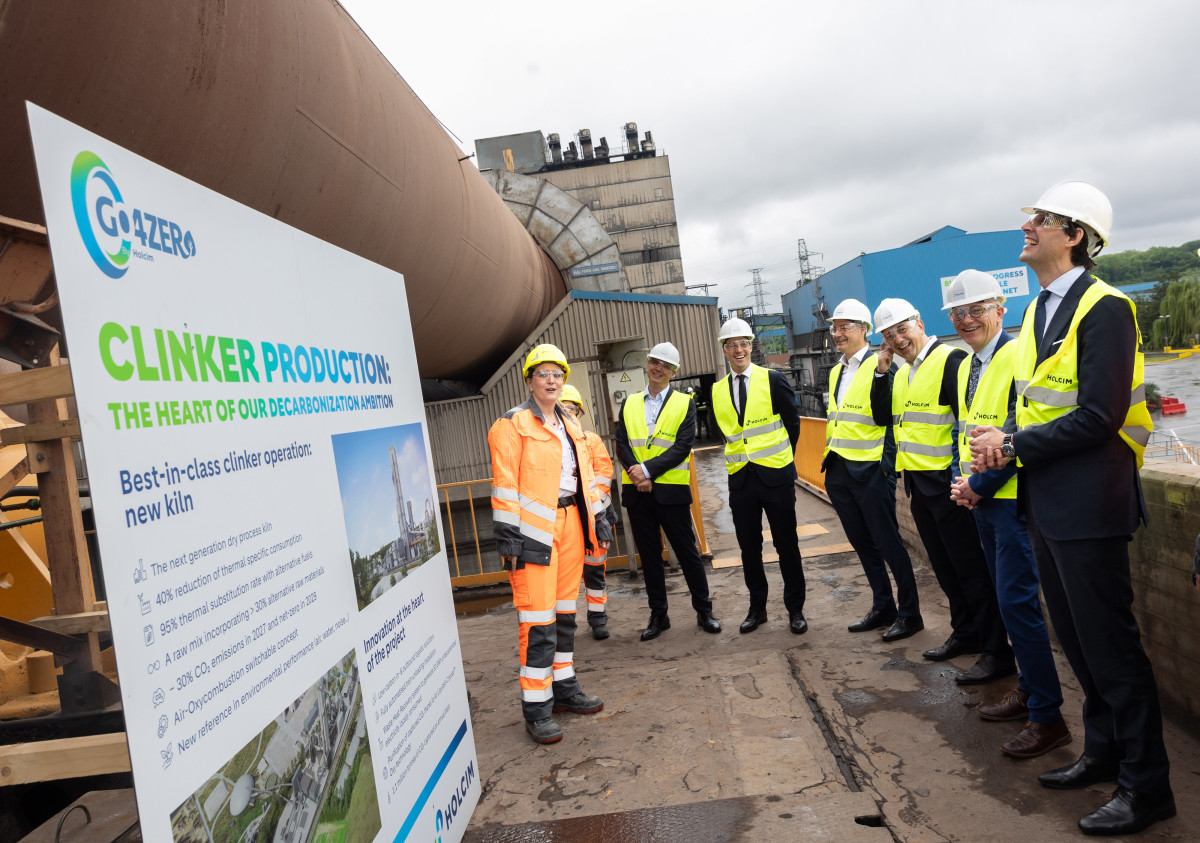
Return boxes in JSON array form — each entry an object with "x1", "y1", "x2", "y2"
[{"x1": 1000, "y1": 433, "x2": 1015, "y2": 459}]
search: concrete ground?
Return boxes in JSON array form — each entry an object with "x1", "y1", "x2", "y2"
[{"x1": 457, "y1": 447, "x2": 1199, "y2": 842}]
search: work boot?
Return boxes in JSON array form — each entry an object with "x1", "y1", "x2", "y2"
[
  {"x1": 526, "y1": 717, "x2": 563, "y2": 744},
  {"x1": 553, "y1": 691, "x2": 604, "y2": 715},
  {"x1": 592, "y1": 624, "x2": 610, "y2": 640}
]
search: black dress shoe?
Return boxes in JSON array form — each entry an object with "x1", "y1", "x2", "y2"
[
  {"x1": 847, "y1": 606, "x2": 897, "y2": 633},
  {"x1": 697, "y1": 610, "x2": 722, "y2": 633},
  {"x1": 739, "y1": 608, "x2": 768, "y2": 634},
  {"x1": 1038, "y1": 754, "x2": 1121, "y2": 790},
  {"x1": 640, "y1": 615, "x2": 670, "y2": 641},
  {"x1": 881, "y1": 615, "x2": 923, "y2": 642},
  {"x1": 1078, "y1": 786, "x2": 1176, "y2": 836},
  {"x1": 789, "y1": 611, "x2": 808, "y2": 635},
  {"x1": 954, "y1": 654, "x2": 1018, "y2": 685},
  {"x1": 922, "y1": 637, "x2": 977, "y2": 661}
]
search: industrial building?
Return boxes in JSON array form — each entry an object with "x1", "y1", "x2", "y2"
[
  {"x1": 782, "y1": 226, "x2": 1032, "y2": 414},
  {"x1": 476, "y1": 124, "x2": 686, "y2": 295}
]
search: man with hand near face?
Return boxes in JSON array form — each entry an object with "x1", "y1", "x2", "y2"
[
  {"x1": 944, "y1": 269, "x2": 1068, "y2": 760},
  {"x1": 821, "y1": 300, "x2": 920, "y2": 641},
  {"x1": 874, "y1": 297, "x2": 1011, "y2": 674}
]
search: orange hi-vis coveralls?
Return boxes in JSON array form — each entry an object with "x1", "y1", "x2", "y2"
[
  {"x1": 488, "y1": 398, "x2": 613, "y2": 721},
  {"x1": 581, "y1": 430, "x2": 617, "y2": 629}
]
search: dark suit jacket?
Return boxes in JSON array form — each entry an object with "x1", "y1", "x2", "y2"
[
  {"x1": 616, "y1": 386, "x2": 696, "y2": 505},
  {"x1": 899, "y1": 339, "x2": 967, "y2": 498},
  {"x1": 712, "y1": 367, "x2": 800, "y2": 490},
  {"x1": 1013, "y1": 271, "x2": 1146, "y2": 539}
]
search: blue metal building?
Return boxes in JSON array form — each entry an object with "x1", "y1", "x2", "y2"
[{"x1": 784, "y1": 226, "x2": 1037, "y2": 344}]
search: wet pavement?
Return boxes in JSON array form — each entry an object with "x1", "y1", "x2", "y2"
[
  {"x1": 1146, "y1": 353, "x2": 1200, "y2": 447},
  {"x1": 457, "y1": 447, "x2": 1200, "y2": 842}
]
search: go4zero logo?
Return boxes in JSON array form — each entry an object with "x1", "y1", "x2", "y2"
[{"x1": 70, "y1": 150, "x2": 196, "y2": 279}]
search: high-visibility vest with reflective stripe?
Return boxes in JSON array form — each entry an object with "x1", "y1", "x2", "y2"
[
  {"x1": 956, "y1": 341, "x2": 1018, "y2": 499},
  {"x1": 824, "y1": 353, "x2": 886, "y2": 462},
  {"x1": 892, "y1": 344, "x2": 956, "y2": 472},
  {"x1": 713, "y1": 365, "x2": 793, "y2": 474},
  {"x1": 1013, "y1": 279, "x2": 1152, "y2": 469},
  {"x1": 620, "y1": 390, "x2": 692, "y2": 485}
]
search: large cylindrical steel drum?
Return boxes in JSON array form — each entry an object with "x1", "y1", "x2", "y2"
[{"x1": 0, "y1": 0, "x2": 564, "y2": 381}]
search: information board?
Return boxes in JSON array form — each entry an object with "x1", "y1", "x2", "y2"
[{"x1": 28, "y1": 104, "x2": 479, "y2": 843}]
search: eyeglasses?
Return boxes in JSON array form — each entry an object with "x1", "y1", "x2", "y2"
[
  {"x1": 948, "y1": 303, "x2": 999, "y2": 322},
  {"x1": 1027, "y1": 210, "x2": 1071, "y2": 229},
  {"x1": 532, "y1": 370, "x2": 565, "y2": 381},
  {"x1": 881, "y1": 322, "x2": 915, "y2": 342},
  {"x1": 724, "y1": 340, "x2": 752, "y2": 350},
  {"x1": 830, "y1": 322, "x2": 865, "y2": 335}
]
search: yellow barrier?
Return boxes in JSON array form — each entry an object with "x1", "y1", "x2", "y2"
[{"x1": 794, "y1": 416, "x2": 827, "y2": 496}]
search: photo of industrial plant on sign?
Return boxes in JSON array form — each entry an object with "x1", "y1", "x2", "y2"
[
  {"x1": 168, "y1": 650, "x2": 380, "y2": 843},
  {"x1": 331, "y1": 423, "x2": 442, "y2": 611}
]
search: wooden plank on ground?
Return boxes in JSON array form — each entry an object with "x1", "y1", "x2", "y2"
[{"x1": 0, "y1": 733, "x2": 131, "y2": 785}]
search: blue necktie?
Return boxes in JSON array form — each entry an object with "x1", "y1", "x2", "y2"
[
  {"x1": 966, "y1": 354, "x2": 981, "y2": 410},
  {"x1": 1034, "y1": 289, "x2": 1052, "y2": 345}
]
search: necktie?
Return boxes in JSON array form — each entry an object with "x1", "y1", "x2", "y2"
[
  {"x1": 737, "y1": 374, "x2": 748, "y2": 425},
  {"x1": 965, "y1": 354, "x2": 981, "y2": 410},
  {"x1": 1034, "y1": 289, "x2": 1052, "y2": 345}
]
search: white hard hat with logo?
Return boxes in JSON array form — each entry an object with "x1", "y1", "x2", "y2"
[
  {"x1": 1022, "y1": 181, "x2": 1112, "y2": 258},
  {"x1": 647, "y1": 341, "x2": 681, "y2": 368},
  {"x1": 873, "y1": 298, "x2": 919, "y2": 334},
  {"x1": 942, "y1": 270, "x2": 1006, "y2": 310},
  {"x1": 718, "y1": 317, "x2": 754, "y2": 342},
  {"x1": 828, "y1": 299, "x2": 873, "y2": 332}
]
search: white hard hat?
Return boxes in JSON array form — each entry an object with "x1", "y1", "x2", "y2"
[
  {"x1": 942, "y1": 270, "x2": 1006, "y2": 310},
  {"x1": 1022, "y1": 181, "x2": 1112, "y2": 257},
  {"x1": 647, "y1": 341, "x2": 681, "y2": 368},
  {"x1": 873, "y1": 298, "x2": 919, "y2": 334},
  {"x1": 829, "y1": 299, "x2": 873, "y2": 332},
  {"x1": 718, "y1": 317, "x2": 754, "y2": 342}
]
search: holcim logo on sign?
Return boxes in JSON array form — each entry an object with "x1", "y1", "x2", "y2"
[{"x1": 70, "y1": 150, "x2": 197, "y2": 278}]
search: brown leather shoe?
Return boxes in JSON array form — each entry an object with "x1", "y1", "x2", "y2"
[
  {"x1": 1001, "y1": 718, "x2": 1071, "y2": 759},
  {"x1": 978, "y1": 688, "x2": 1030, "y2": 721}
]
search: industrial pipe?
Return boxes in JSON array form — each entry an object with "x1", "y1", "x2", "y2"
[{"x1": 0, "y1": 0, "x2": 565, "y2": 382}]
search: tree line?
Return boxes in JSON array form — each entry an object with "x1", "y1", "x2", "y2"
[{"x1": 1094, "y1": 240, "x2": 1200, "y2": 347}]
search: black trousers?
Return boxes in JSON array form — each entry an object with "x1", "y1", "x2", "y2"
[
  {"x1": 1026, "y1": 507, "x2": 1170, "y2": 792},
  {"x1": 824, "y1": 457, "x2": 920, "y2": 617},
  {"x1": 909, "y1": 483, "x2": 1011, "y2": 658},
  {"x1": 729, "y1": 471, "x2": 806, "y2": 613},
  {"x1": 627, "y1": 493, "x2": 712, "y2": 617}
]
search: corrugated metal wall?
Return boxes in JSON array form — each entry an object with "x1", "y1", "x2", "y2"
[
  {"x1": 425, "y1": 292, "x2": 723, "y2": 486},
  {"x1": 782, "y1": 228, "x2": 1032, "y2": 342},
  {"x1": 542, "y1": 157, "x2": 685, "y2": 295}
]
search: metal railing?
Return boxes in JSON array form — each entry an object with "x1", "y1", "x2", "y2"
[{"x1": 442, "y1": 453, "x2": 710, "y2": 589}]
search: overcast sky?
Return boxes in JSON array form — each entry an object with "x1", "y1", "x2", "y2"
[{"x1": 341, "y1": 1, "x2": 1200, "y2": 312}]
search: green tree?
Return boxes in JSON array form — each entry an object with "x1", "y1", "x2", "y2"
[{"x1": 1150, "y1": 278, "x2": 1200, "y2": 348}]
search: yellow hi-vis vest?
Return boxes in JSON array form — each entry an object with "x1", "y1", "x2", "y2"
[
  {"x1": 892, "y1": 343, "x2": 956, "y2": 472},
  {"x1": 957, "y1": 341, "x2": 1018, "y2": 500},
  {"x1": 713, "y1": 365, "x2": 793, "y2": 474},
  {"x1": 1014, "y1": 279, "x2": 1151, "y2": 469},
  {"x1": 824, "y1": 353, "x2": 886, "y2": 462},
  {"x1": 620, "y1": 389, "x2": 692, "y2": 485}
]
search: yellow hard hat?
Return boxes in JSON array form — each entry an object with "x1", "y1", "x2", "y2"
[
  {"x1": 559, "y1": 384, "x2": 584, "y2": 409},
  {"x1": 523, "y1": 343, "x2": 570, "y2": 379}
]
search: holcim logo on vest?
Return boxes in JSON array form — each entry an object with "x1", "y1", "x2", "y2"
[{"x1": 70, "y1": 150, "x2": 197, "y2": 279}]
